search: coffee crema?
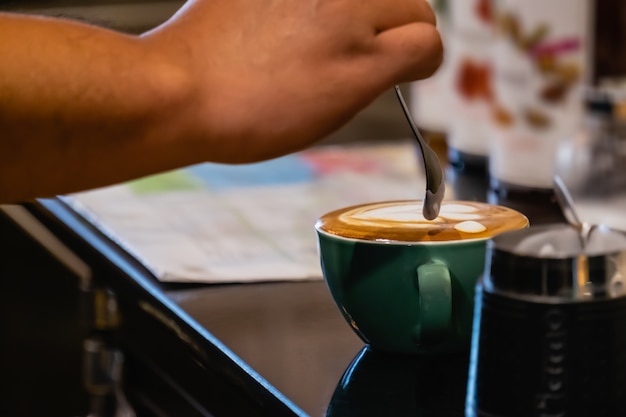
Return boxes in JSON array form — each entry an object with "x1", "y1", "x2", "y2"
[{"x1": 316, "y1": 200, "x2": 529, "y2": 243}]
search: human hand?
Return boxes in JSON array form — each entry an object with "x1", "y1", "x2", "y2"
[
  {"x1": 0, "y1": 1, "x2": 441, "y2": 202},
  {"x1": 146, "y1": 0, "x2": 443, "y2": 163}
]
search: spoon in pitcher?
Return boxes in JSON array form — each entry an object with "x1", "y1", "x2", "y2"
[
  {"x1": 394, "y1": 85, "x2": 445, "y2": 220},
  {"x1": 553, "y1": 174, "x2": 595, "y2": 247}
]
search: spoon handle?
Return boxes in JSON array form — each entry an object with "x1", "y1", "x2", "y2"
[
  {"x1": 394, "y1": 86, "x2": 428, "y2": 153},
  {"x1": 553, "y1": 175, "x2": 583, "y2": 227},
  {"x1": 394, "y1": 85, "x2": 445, "y2": 220},
  {"x1": 553, "y1": 174, "x2": 596, "y2": 248}
]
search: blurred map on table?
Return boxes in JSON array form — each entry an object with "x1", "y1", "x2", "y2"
[{"x1": 65, "y1": 141, "x2": 426, "y2": 283}]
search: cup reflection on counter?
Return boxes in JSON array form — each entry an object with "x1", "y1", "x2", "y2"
[{"x1": 326, "y1": 346, "x2": 469, "y2": 417}]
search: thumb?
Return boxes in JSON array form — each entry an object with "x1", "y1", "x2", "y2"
[{"x1": 373, "y1": 22, "x2": 444, "y2": 85}]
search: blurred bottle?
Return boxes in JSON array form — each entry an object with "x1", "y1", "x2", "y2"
[
  {"x1": 411, "y1": 0, "x2": 495, "y2": 170},
  {"x1": 591, "y1": 1, "x2": 626, "y2": 86},
  {"x1": 489, "y1": 1, "x2": 626, "y2": 195},
  {"x1": 410, "y1": 0, "x2": 450, "y2": 145},
  {"x1": 446, "y1": 0, "x2": 496, "y2": 171},
  {"x1": 488, "y1": 0, "x2": 590, "y2": 194},
  {"x1": 412, "y1": 0, "x2": 496, "y2": 205}
]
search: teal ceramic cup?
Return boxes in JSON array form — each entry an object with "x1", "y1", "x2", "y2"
[{"x1": 315, "y1": 200, "x2": 528, "y2": 354}]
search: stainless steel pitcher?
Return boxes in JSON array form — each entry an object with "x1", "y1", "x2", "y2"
[{"x1": 467, "y1": 223, "x2": 626, "y2": 417}]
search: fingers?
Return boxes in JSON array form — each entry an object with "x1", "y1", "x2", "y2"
[
  {"x1": 372, "y1": 21, "x2": 443, "y2": 84},
  {"x1": 355, "y1": 0, "x2": 442, "y2": 86},
  {"x1": 367, "y1": 0, "x2": 437, "y2": 33}
]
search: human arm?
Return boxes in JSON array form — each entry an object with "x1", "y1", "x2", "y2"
[{"x1": 0, "y1": 0, "x2": 442, "y2": 203}]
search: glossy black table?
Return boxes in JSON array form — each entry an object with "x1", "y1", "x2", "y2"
[
  {"x1": 3, "y1": 197, "x2": 335, "y2": 417},
  {"x1": 2, "y1": 197, "x2": 414, "y2": 417},
  {"x1": 1, "y1": 162, "x2": 567, "y2": 417}
]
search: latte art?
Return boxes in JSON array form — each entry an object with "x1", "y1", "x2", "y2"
[{"x1": 316, "y1": 200, "x2": 529, "y2": 242}]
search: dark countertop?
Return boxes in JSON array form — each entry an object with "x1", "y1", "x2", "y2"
[
  {"x1": 164, "y1": 281, "x2": 364, "y2": 416},
  {"x1": 2, "y1": 149, "x2": 572, "y2": 417},
  {"x1": 0, "y1": 159, "x2": 569, "y2": 417},
  {"x1": 154, "y1": 167, "x2": 567, "y2": 417},
  {"x1": 162, "y1": 279, "x2": 474, "y2": 417}
]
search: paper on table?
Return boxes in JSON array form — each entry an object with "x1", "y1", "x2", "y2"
[{"x1": 65, "y1": 142, "x2": 426, "y2": 283}]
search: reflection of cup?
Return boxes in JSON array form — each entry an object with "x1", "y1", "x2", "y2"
[
  {"x1": 326, "y1": 346, "x2": 469, "y2": 417},
  {"x1": 315, "y1": 200, "x2": 529, "y2": 354}
]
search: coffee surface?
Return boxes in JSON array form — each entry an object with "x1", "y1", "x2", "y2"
[{"x1": 316, "y1": 200, "x2": 529, "y2": 243}]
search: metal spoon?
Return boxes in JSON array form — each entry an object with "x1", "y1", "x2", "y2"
[
  {"x1": 553, "y1": 174, "x2": 595, "y2": 247},
  {"x1": 394, "y1": 85, "x2": 445, "y2": 220}
]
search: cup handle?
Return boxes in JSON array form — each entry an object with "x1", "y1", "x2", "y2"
[{"x1": 414, "y1": 261, "x2": 452, "y2": 345}]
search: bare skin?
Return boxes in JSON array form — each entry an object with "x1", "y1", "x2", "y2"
[{"x1": 0, "y1": 0, "x2": 442, "y2": 203}]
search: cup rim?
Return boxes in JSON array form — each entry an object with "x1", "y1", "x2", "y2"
[{"x1": 315, "y1": 225, "x2": 490, "y2": 246}]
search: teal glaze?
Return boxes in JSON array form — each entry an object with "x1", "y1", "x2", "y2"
[
  {"x1": 416, "y1": 261, "x2": 451, "y2": 343},
  {"x1": 317, "y1": 232, "x2": 487, "y2": 354}
]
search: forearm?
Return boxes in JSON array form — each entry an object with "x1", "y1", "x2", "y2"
[
  {"x1": 0, "y1": 0, "x2": 443, "y2": 203},
  {"x1": 0, "y1": 13, "x2": 196, "y2": 202}
]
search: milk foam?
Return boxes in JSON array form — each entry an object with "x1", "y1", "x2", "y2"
[
  {"x1": 347, "y1": 202, "x2": 483, "y2": 226},
  {"x1": 317, "y1": 200, "x2": 529, "y2": 243},
  {"x1": 455, "y1": 221, "x2": 487, "y2": 233}
]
